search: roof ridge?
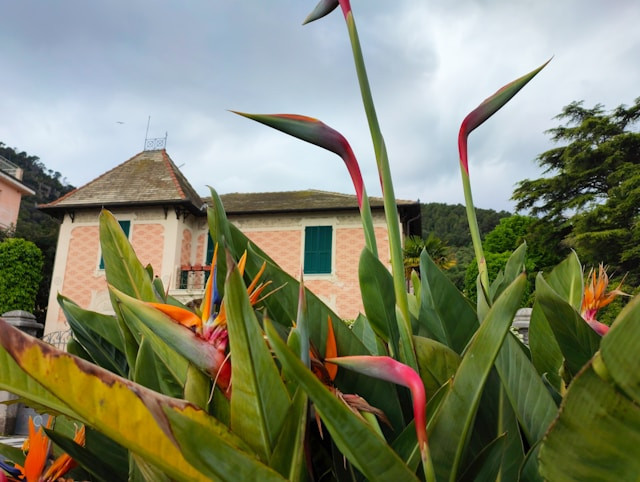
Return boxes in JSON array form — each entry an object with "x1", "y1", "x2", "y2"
[{"x1": 161, "y1": 150, "x2": 187, "y2": 200}]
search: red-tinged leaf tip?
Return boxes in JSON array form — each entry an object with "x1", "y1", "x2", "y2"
[
  {"x1": 326, "y1": 355, "x2": 428, "y2": 453},
  {"x1": 233, "y1": 111, "x2": 365, "y2": 208},
  {"x1": 303, "y1": 0, "x2": 339, "y2": 24},
  {"x1": 458, "y1": 58, "x2": 551, "y2": 174}
]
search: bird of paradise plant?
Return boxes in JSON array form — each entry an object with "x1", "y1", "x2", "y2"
[
  {"x1": 1, "y1": 1, "x2": 639, "y2": 481},
  {"x1": 0, "y1": 418, "x2": 85, "y2": 482}
]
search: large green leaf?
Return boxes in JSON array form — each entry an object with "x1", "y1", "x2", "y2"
[
  {"x1": 359, "y1": 247, "x2": 399, "y2": 354},
  {"x1": 265, "y1": 320, "x2": 419, "y2": 481},
  {"x1": 58, "y1": 295, "x2": 125, "y2": 353},
  {"x1": 350, "y1": 314, "x2": 385, "y2": 355},
  {"x1": 413, "y1": 335, "x2": 460, "y2": 397},
  {"x1": 269, "y1": 388, "x2": 308, "y2": 480},
  {"x1": 494, "y1": 333, "x2": 558, "y2": 446},
  {"x1": 489, "y1": 242, "x2": 527, "y2": 302},
  {"x1": 599, "y1": 293, "x2": 640, "y2": 402},
  {"x1": 99, "y1": 210, "x2": 157, "y2": 302},
  {"x1": 535, "y1": 273, "x2": 601, "y2": 378},
  {"x1": 419, "y1": 249, "x2": 478, "y2": 354},
  {"x1": 133, "y1": 337, "x2": 184, "y2": 398},
  {"x1": 58, "y1": 295, "x2": 128, "y2": 377},
  {"x1": 539, "y1": 365, "x2": 640, "y2": 481},
  {"x1": 0, "y1": 320, "x2": 209, "y2": 481},
  {"x1": 528, "y1": 300, "x2": 563, "y2": 386},
  {"x1": 428, "y1": 274, "x2": 526, "y2": 481},
  {"x1": 225, "y1": 256, "x2": 291, "y2": 463},
  {"x1": 163, "y1": 405, "x2": 285, "y2": 481},
  {"x1": 546, "y1": 251, "x2": 583, "y2": 310},
  {"x1": 110, "y1": 287, "x2": 214, "y2": 383}
]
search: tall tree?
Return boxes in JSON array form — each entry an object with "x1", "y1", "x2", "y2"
[{"x1": 513, "y1": 99, "x2": 640, "y2": 283}]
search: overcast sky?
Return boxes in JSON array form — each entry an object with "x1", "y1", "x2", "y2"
[{"x1": 2, "y1": 1, "x2": 638, "y2": 211}]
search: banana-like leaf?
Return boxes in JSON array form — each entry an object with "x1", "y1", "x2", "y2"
[
  {"x1": 99, "y1": 210, "x2": 157, "y2": 302},
  {"x1": 269, "y1": 388, "x2": 308, "y2": 480},
  {"x1": 359, "y1": 247, "x2": 399, "y2": 353},
  {"x1": 494, "y1": 333, "x2": 558, "y2": 446},
  {"x1": 413, "y1": 335, "x2": 460, "y2": 397},
  {"x1": 59, "y1": 296, "x2": 128, "y2": 377},
  {"x1": 535, "y1": 273, "x2": 600, "y2": 378},
  {"x1": 58, "y1": 295, "x2": 125, "y2": 354},
  {"x1": 419, "y1": 249, "x2": 478, "y2": 353},
  {"x1": 225, "y1": 255, "x2": 291, "y2": 463},
  {"x1": 528, "y1": 300, "x2": 563, "y2": 387},
  {"x1": 599, "y1": 293, "x2": 640, "y2": 403},
  {"x1": 350, "y1": 314, "x2": 385, "y2": 355},
  {"x1": 110, "y1": 287, "x2": 215, "y2": 382},
  {"x1": 546, "y1": 251, "x2": 584, "y2": 310},
  {"x1": 538, "y1": 365, "x2": 640, "y2": 481},
  {"x1": 133, "y1": 337, "x2": 184, "y2": 398},
  {"x1": 264, "y1": 320, "x2": 420, "y2": 481},
  {"x1": 428, "y1": 274, "x2": 526, "y2": 481},
  {"x1": 489, "y1": 242, "x2": 527, "y2": 302},
  {"x1": 458, "y1": 433, "x2": 506, "y2": 482},
  {"x1": 0, "y1": 320, "x2": 210, "y2": 481},
  {"x1": 0, "y1": 323, "x2": 78, "y2": 420},
  {"x1": 163, "y1": 405, "x2": 285, "y2": 481},
  {"x1": 46, "y1": 427, "x2": 128, "y2": 482}
]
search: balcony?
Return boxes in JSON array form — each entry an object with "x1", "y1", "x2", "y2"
[{"x1": 178, "y1": 265, "x2": 212, "y2": 290}]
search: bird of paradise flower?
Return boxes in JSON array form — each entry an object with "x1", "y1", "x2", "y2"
[{"x1": 0, "y1": 417, "x2": 85, "y2": 482}]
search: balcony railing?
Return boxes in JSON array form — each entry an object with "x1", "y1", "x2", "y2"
[{"x1": 178, "y1": 265, "x2": 211, "y2": 290}]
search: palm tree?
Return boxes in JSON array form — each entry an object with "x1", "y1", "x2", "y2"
[{"x1": 403, "y1": 233, "x2": 456, "y2": 279}]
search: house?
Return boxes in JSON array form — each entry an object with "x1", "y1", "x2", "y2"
[
  {"x1": 0, "y1": 156, "x2": 35, "y2": 230},
  {"x1": 39, "y1": 149, "x2": 420, "y2": 334}
]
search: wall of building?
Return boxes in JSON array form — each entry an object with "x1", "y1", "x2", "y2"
[
  {"x1": 0, "y1": 179, "x2": 25, "y2": 229},
  {"x1": 44, "y1": 207, "x2": 184, "y2": 334},
  {"x1": 44, "y1": 206, "x2": 395, "y2": 333}
]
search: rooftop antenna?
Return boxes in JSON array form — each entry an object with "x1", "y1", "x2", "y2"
[{"x1": 143, "y1": 116, "x2": 168, "y2": 151}]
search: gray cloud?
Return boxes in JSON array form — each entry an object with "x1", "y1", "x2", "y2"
[{"x1": 1, "y1": 1, "x2": 638, "y2": 212}]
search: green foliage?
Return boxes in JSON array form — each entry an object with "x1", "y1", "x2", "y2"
[
  {"x1": 0, "y1": 237, "x2": 43, "y2": 313},
  {"x1": 483, "y1": 215, "x2": 534, "y2": 253},
  {"x1": 513, "y1": 99, "x2": 640, "y2": 284},
  {"x1": 0, "y1": 142, "x2": 75, "y2": 320},
  {"x1": 421, "y1": 202, "x2": 510, "y2": 247},
  {"x1": 464, "y1": 251, "x2": 512, "y2": 301}
]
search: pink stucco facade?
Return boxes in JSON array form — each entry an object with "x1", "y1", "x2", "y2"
[
  {"x1": 45, "y1": 205, "x2": 399, "y2": 332},
  {"x1": 0, "y1": 175, "x2": 32, "y2": 229}
]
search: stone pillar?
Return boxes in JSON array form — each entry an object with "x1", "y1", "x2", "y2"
[
  {"x1": 512, "y1": 307, "x2": 532, "y2": 345},
  {"x1": 0, "y1": 310, "x2": 43, "y2": 435}
]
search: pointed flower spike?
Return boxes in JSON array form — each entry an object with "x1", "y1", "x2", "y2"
[
  {"x1": 23, "y1": 418, "x2": 51, "y2": 482},
  {"x1": 581, "y1": 264, "x2": 628, "y2": 335},
  {"x1": 232, "y1": 112, "x2": 365, "y2": 209},
  {"x1": 201, "y1": 243, "x2": 218, "y2": 322},
  {"x1": 324, "y1": 317, "x2": 338, "y2": 381},
  {"x1": 303, "y1": 0, "x2": 339, "y2": 24},
  {"x1": 458, "y1": 59, "x2": 551, "y2": 175},
  {"x1": 43, "y1": 424, "x2": 86, "y2": 481}
]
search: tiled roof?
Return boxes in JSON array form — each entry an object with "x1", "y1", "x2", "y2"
[
  {"x1": 39, "y1": 150, "x2": 203, "y2": 215},
  {"x1": 215, "y1": 190, "x2": 417, "y2": 214}
]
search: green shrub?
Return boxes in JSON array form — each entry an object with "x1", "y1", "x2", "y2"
[{"x1": 0, "y1": 237, "x2": 44, "y2": 314}]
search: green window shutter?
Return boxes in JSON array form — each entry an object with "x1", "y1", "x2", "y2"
[
  {"x1": 99, "y1": 220, "x2": 131, "y2": 269},
  {"x1": 304, "y1": 226, "x2": 332, "y2": 274}
]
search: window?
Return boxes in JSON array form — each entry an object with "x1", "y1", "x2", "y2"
[
  {"x1": 99, "y1": 220, "x2": 130, "y2": 269},
  {"x1": 304, "y1": 226, "x2": 332, "y2": 274}
]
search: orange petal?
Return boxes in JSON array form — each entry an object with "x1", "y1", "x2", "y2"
[
  {"x1": 23, "y1": 418, "x2": 50, "y2": 482},
  {"x1": 148, "y1": 303, "x2": 202, "y2": 331},
  {"x1": 324, "y1": 317, "x2": 338, "y2": 381}
]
